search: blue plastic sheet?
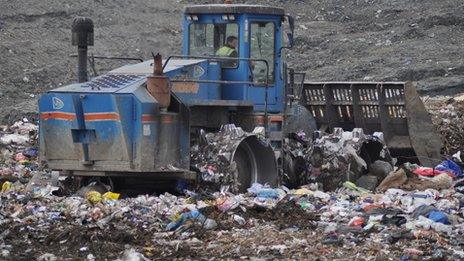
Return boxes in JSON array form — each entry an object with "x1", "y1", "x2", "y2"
[
  {"x1": 166, "y1": 210, "x2": 204, "y2": 231},
  {"x1": 428, "y1": 211, "x2": 450, "y2": 224},
  {"x1": 435, "y1": 159, "x2": 462, "y2": 178}
]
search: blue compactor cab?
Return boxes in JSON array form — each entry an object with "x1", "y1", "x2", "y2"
[{"x1": 38, "y1": 3, "x2": 441, "y2": 192}]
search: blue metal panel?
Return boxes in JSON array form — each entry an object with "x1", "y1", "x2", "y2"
[
  {"x1": 39, "y1": 92, "x2": 135, "y2": 164},
  {"x1": 207, "y1": 62, "x2": 222, "y2": 98},
  {"x1": 79, "y1": 95, "x2": 123, "y2": 141},
  {"x1": 39, "y1": 82, "x2": 190, "y2": 172},
  {"x1": 39, "y1": 93, "x2": 80, "y2": 160},
  {"x1": 165, "y1": 60, "x2": 221, "y2": 103}
]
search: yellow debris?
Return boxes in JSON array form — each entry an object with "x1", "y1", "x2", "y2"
[
  {"x1": 293, "y1": 188, "x2": 314, "y2": 196},
  {"x1": 102, "y1": 191, "x2": 120, "y2": 201},
  {"x1": 86, "y1": 191, "x2": 102, "y2": 204},
  {"x1": 1, "y1": 181, "x2": 12, "y2": 192}
]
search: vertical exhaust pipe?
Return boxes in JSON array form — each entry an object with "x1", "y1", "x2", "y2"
[
  {"x1": 72, "y1": 17, "x2": 94, "y2": 83},
  {"x1": 147, "y1": 53, "x2": 171, "y2": 109}
]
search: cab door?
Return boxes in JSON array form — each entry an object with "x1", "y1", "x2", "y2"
[{"x1": 247, "y1": 20, "x2": 278, "y2": 110}]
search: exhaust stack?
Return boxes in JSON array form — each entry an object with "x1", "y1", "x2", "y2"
[
  {"x1": 72, "y1": 17, "x2": 94, "y2": 83},
  {"x1": 147, "y1": 53, "x2": 171, "y2": 109}
]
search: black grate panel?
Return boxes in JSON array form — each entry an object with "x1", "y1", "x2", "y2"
[{"x1": 81, "y1": 74, "x2": 146, "y2": 90}]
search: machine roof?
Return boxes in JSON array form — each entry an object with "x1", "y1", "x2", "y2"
[
  {"x1": 51, "y1": 59, "x2": 205, "y2": 93},
  {"x1": 110, "y1": 59, "x2": 205, "y2": 75},
  {"x1": 184, "y1": 4, "x2": 285, "y2": 16}
]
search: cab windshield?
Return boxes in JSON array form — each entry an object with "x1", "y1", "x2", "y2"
[{"x1": 189, "y1": 23, "x2": 239, "y2": 67}]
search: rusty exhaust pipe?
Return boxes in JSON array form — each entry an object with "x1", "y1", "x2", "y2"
[
  {"x1": 147, "y1": 53, "x2": 171, "y2": 109},
  {"x1": 72, "y1": 17, "x2": 94, "y2": 83}
]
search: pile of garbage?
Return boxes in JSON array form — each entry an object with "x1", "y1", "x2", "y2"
[
  {"x1": 2, "y1": 120, "x2": 464, "y2": 259},
  {"x1": 0, "y1": 119, "x2": 39, "y2": 185},
  {"x1": 429, "y1": 97, "x2": 464, "y2": 156},
  {"x1": 377, "y1": 160, "x2": 462, "y2": 192},
  {"x1": 190, "y1": 124, "x2": 270, "y2": 192},
  {"x1": 284, "y1": 128, "x2": 393, "y2": 191},
  {"x1": 3, "y1": 174, "x2": 464, "y2": 259},
  {"x1": 190, "y1": 125, "x2": 246, "y2": 190}
]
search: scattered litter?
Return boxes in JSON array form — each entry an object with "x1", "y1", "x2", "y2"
[{"x1": 1, "y1": 120, "x2": 464, "y2": 259}]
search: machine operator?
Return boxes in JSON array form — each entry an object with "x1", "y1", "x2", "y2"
[{"x1": 215, "y1": 36, "x2": 238, "y2": 67}]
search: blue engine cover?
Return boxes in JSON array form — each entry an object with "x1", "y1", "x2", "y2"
[{"x1": 38, "y1": 59, "x2": 215, "y2": 174}]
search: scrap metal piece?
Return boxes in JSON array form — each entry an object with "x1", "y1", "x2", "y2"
[
  {"x1": 404, "y1": 81, "x2": 444, "y2": 167},
  {"x1": 232, "y1": 135, "x2": 278, "y2": 191}
]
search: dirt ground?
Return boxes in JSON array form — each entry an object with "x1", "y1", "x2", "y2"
[{"x1": 1, "y1": 0, "x2": 464, "y2": 122}]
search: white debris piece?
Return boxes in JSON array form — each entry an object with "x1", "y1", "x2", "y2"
[
  {"x1": 116, "y1": 248, "x2": 149, "y2": 261},
  {"x1": 0, "y1": 133, "x2": 30, "y2": 145}
]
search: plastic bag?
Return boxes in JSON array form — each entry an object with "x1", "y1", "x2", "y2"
[
  {"x1": 102, "y1": 192, "x2": 120, "y2": 201},
  {"x1": 428, "y1": 211, "x2": 449, "y2": 224},
  {"x1": 86, "y1": 191, "x2": 102, "y2": 204},
  {"x1": 247, "y1": 183, "x2": 280, "y2": 200},
  {"x1": 292, "y1": 188, "x2": 313, "y2": 196},
  {"x1": 256, "y1": 188, "x2": 279, "y2": 199},
  {"x1": 1, "y1": 181, "x2": 11, "y2": 192},
  {"x1": 348, "y1": 216, "x2": 365, "y2": 227},
  {"x1": 413, "y1": 167, "x2": 448, "y2": 177},
  {"x1": 435, "y1": 159, "x2": 462, "y2": 178},
  {"x1": 166, "y1": 210, "x2": 212, "y2": 231},
  {"x1": 343, "y1": 181, "x2": 370, "y2": 194}
]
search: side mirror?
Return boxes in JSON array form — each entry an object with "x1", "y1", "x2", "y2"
[
  {"x1": 287, "y1": 15, "x2": 295, "y2": 33},
  {"x1": 278, "y1": 15, "x2": 296, "y2": 57},
  {"x1": 282, "y1": 15, "x2": 295, "y2": 49},
  {"x1": 287, "y1": 32, "x2": 294, "y2": 48}
]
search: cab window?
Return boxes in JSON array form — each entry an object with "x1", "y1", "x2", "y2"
[
  {"x1": 189, "y1": 23, "x2": 239, "y2": 68},
  {"x1": 250, "y1": 22, "x2": 275, "y2": 84}
]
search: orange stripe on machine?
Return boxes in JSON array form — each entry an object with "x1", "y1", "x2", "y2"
[
  {"x1": 269, "y1": 115, "x2": 283, "y2": 122},
  {"x1": 40, "y1": 112, "x2": 76, "y2": 121},
  {"x1": 142, "y1": 114, "x2": 156, "y2": 122},
  {"x1": 253, "y1": 115, "x2": 283, "y2": 124},
  {"x1": 161, "y1": 115, "x2": 173, "y2": 124},
  {"x1": 84, "y1": 112, "x2": 120, "y2": 121}
]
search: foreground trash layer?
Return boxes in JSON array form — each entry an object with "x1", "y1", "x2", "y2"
[
  {"x1": 3, "y1": 180, "x2": 464, "y2": 259},
  {"x1": 2, "y1": 117, "x2": 464, "y2": 260}
]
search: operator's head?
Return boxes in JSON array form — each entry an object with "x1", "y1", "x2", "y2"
[{"x1": 227, "y1": 36, "x2": 238, "y2": 49}]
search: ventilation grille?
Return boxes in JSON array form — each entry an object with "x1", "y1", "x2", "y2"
[{"x1": 82, "y1": 74, "x2": 146, "y2": 90}]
